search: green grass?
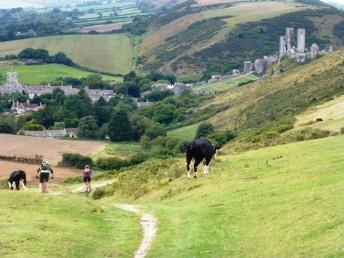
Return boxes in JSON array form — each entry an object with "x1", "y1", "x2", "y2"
[
  {"x1": 92, "y1": 142, "x2": 142, "y2": 160},
  {"x1": 0, "y1": 34, "x2": 134, "y2": 74},
  {"x1": 0, "y1": 64, "x2": 120, "y2": 84},
  {"x1": 167, "y1": 123, "x2": 200, "y2": 141},
  {"x1": 106, "y1": 134, "x2": 344, "y2": 257},
  {"x1": 0, "y1": 191, "x2": 140, "y2": 258},
  {"x1": 195, "y1": 74, "x2": 257, "y2": 92}
]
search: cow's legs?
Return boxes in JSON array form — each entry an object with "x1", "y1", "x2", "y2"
[
  {"x1": 203, "y1": 158, "x2": 211, "y2": 176},
  {"x1": 20, "y1": 180, "x2": 27, "y2": 191},
  {"x1": 186, "y1": 154, "x2": 192, "y2": 179},
  {"x1": 8, "y1": 182, "x2": 12, "y2": 190},
  {"x1": 15, "y1": 181, "x2": 20, "y2": 190},
  {"x1": 194, "y1": 158, "x2": 202, "y2": 178}
]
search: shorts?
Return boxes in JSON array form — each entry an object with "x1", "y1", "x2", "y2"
[
  {"x1": 84, "y1": 176, "x2": 91, "y2": 182},
  {"x1": 40, "y1": 173, "x2": 50, "y2": 183}
]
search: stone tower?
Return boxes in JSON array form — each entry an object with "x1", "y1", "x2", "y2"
[
  {"x1": 285, "y1": 27, "x2": 295, "y2": 53},
  {"x1": 243, "y1": 61, "x2": 253, "y2": 73},
  {"x1": 310, "y1": 43, "x2": 319, "y2": 59},
  {"x1": 279, "y1": 36, "x2": 287, "y2": 58},
  {"x1": 297, "y1": 28, "x2": 306, "y2": 53}
]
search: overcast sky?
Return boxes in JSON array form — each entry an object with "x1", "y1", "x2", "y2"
[{"x1": 0, "y1": 0, "x2": 344, "y2": 9}]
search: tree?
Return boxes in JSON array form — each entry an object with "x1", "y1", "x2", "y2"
[
  {"x1": 145, "y1": 123, "x2": 166, "y2": 140},
  {"x1": 108, "y1": 109, "x2": 132, "y2": 141},
  {"x1": 195, "y1": 122, "x2": 214, "y2": 139},
  {"x1": 78, "y1": 116, "x2": 98, "y2": 139},
  {"x1": 128, "y1": 83, "x2": 141, "y2": 98},
  {"x1": 152, "y1": 103, "x2": 176, "y2": 124},
  {"x1": 23, "y1": 119, "x2": 45, "y2": 131}
]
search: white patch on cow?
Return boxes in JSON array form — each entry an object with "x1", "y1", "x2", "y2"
[
  {"x1": 203, "y1": 165, "x2": 209, "y2": 176},
  {"x1": 8, "y1": 182, "x2": 11, "y2": 189},
  {"x1": 187, "y1": 170, "x2": 191, "y2": 179}
]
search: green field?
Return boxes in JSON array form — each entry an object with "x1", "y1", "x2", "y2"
[
  {"x1": 92, "y1": 142, "x2": 142, "y2": 160},
  {"x1": 0, "y1": 64, "x2": 120, "y2": 84},
  {"x1": 105, "y1": 134, "x2": 344, "y2": 257},
  {"x1": 0, "y1": 35, "x2": 134, "y2": 74},
  {"x1": 195, "y1": 74, "x2": 257, "y2": 92},
  {"x1": 0, "y1": 191, "x2": 140, "y2": 258},
  {"x1": 167, "y1": 123, "x2": 200, "y2": 141}
]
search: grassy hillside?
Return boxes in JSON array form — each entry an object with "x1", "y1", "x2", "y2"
[
  {"x1": 0, "y1": 191, "x2": 140, "y2": 258},
  {"x1": 0, "y1": 34, "x2": 134, "y2": 74},
  {"x1": 141, "y1": 0, "x2": 311, "y2": 75},
  {"x1": 0, "y1": 64, "x2": 120, "y2": 84},
  {"x1": 295, "y1": 95, "x2": 344, "y2": 132},
  {"x1": 141, "y1": 0, "x2": 344, "y2": 76},
  {"x1": 101, "y1": 134, "x2": 344, "y2": 257}
]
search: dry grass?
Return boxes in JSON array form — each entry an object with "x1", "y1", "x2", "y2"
[
  {"x1": 195, "y1": 50, "x2": 344, "y2": 129},
  {"x1": 295, "y1": 95, "x2": 344, "y2": 132}
]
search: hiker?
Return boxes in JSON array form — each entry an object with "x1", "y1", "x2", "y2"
[
  {"x1": 83, "y1": 165, "x2": 92, "y2": 192},
  {"x1": 36, "y1": 160, "x2": 54, "y2": 193}
]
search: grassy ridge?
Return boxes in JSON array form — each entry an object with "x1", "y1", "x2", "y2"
[
  {"x1": 104, "y1": 134, "x2": 344, "y2": 257},
  {"x1": 0, "y1": 64, "x2": 120, "y2": 84},
  {"x1": 0, "y1": 34, "x2": 134, "y2": 74},
  {"x1": 0, "y1": 191, "x2": 140, "y2": 258}
]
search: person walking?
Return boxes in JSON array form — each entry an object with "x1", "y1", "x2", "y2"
[
  {"x1": 36, "y1": 160, "x2": 54, "y2": 193},
  {"x1": 83, "y1": 165, "x2": 92, "y2": 192}
]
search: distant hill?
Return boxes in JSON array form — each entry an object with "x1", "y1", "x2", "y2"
[{"x1": 139, "y1": 0, "x2": 344, "y2": 77}]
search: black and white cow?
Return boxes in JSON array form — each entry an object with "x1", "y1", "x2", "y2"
[
  {"x1": 8, "y1": 170, "x2": 27, "y2": 190},
  {"x1": 186, "y1": 139, "x2": 216, "y2": 179}
]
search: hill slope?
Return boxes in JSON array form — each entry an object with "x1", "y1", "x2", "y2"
[
  {"x1": 100, "y1": 133, "x2": 344, "y2": 257},
  {"x1": 140, "y1": 0, "x2": 344, "y2": 76}
]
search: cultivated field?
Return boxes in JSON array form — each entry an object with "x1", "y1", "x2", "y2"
[
  {"x1": 0, "y1": 134, "x2": 105, "y2": 166},
  {"x1": 0, "y1": 160, "x2": 79, "y2": 182},
  {"x1": 0, "y1": 134, "x2": 105, "y2": 181},
  {"x1": 0, "y1": 34, "x2": 134, "y2": 74},
  {"x1": 0, "y1": 64, "x2": 120, "y2": 84},
  {"x1": 79, "y1": 23, "x2": 127, "y2": 33}
]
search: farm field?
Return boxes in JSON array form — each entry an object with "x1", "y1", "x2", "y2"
[
  {"x1": 0, "y1": 64, "x2": 120, "y2": 85},
  {"x1": 0, "y1": 134, "x2": 105, "y2": 166},
  {"x1": 0, "y1": 191, "x2": 140, "y2": 258},
  {"x1": 0, "y1": 35, "x2": 134, "y2": 74},
  {"x1": 0, "y1": 160, "x2": 79, "y2": 182},
  {"x1": 107, "y1": 134, "x2": 344, "y2": 257}
]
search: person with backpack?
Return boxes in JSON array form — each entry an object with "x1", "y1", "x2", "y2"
[
  {"x1": 83, "y1": 165, "x2": 92, "y2": 192},
  {"x1": 36, "y1": 160, "x2": 54, "y2": 193}
]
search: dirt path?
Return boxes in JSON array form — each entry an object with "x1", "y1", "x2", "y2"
[
  {"x1": 118, "y1": 204, "x2": 157, "y2": 258},
  {"x1": 71, "y1": 180, "x2": 158, "y2": 258}
]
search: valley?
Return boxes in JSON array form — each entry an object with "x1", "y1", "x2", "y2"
[{"x1": 1, "y1": 0, "x2": 344, "y2": 257}]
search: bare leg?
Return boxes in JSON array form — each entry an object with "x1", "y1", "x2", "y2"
[{"x1": 186, "y1": 155, "x2": 192, "y2": 179}]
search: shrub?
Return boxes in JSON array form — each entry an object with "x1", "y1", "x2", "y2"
[
  {"x1": 96, "y1": 157, "x2": 129, "y2": 170},
  {"x1": 60, "y1": 153, "x2": 93, "y2": 169},
  {"x1": 91, "y1": 188, "x2": 106, "y2": 200},
  {"x1": 195, "y1": 122, "x2": 214, "y2": 139},
  {"x1": 207, "y1": 130, "x2": 236, "y2": 148}
]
